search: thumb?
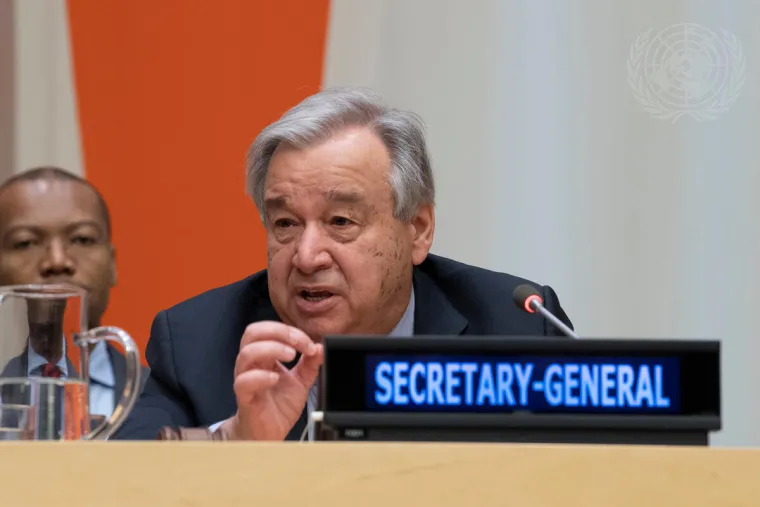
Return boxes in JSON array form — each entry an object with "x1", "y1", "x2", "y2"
[{"x1": 292, "y1": 343, "x2": 324, "y2": 388}]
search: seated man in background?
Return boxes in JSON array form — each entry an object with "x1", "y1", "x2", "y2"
[
  {"x1": 0, "y1": 166, "x2": 148, "y2": 419},
  {"x1": 114, "y1": 87, "x2": 574, "y2": 441}
]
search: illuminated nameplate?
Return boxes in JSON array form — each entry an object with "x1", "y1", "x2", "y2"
[
  {"x1": 321, "y1": 337, "x2": 720, "y2": 418},
  {"x1": 368, "y1": 356, "x2": 678, "y2": 414}
]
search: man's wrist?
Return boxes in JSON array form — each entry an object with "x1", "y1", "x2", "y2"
[{"x1": 218, "y1": 415, "x2": 242, "y2": 440}]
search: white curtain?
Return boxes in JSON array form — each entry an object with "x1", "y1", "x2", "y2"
[
  {"x1": 13, "y1": 0, "x2": 82, "y2": 176},
  {"x1": 324, "y1": 0, "x2": 760, "y2": 446}
]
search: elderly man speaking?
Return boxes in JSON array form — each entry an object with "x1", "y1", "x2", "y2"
[{"x1": 114, "y1": 87, "x2": 573, "y2": 441}]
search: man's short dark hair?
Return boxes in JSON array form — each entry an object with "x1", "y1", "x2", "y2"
[{"x1": 0, "y1": 166, "x2": 112, "y2": 240}]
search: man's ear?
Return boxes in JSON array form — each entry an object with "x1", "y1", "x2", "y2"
[
  {"x1": 409, "y1": 203, "x2": 435, "y2": 265},
  {"x1": 109, "y1": 244, "x2": 117, "y2": 287}
]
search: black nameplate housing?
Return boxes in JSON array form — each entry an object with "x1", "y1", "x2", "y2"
[{"x1": 319, "y1": 336, "x2": 720, "y2": 445}]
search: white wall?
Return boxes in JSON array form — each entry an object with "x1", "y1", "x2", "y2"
[{"x1": 324, "y1": 0, "x2": 760, "y2": 447}]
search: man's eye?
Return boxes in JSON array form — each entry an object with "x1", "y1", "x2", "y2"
[
  {"x1": 331, "y1": 216, "x2": 352, "y2": 227},
  {"x1": 72, "y1": 236, "x2": 96, "y2": 245},
  {"x1": 274, "y1": 219, "x2": 296, "y2": 228},
  {"x1": 12, "y1": 240, "x2": 34, "y2": 250}
]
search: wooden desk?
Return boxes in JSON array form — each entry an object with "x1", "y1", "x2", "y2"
[{"x1": 0, "y1": 442, "x2": 758, "y2": 506}]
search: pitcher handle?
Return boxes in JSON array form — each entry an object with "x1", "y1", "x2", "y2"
[{"x1": 75, "y1": 326, "x2": 141, "y2": 440}]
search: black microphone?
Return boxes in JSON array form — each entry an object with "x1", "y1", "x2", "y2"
[{"x1": 513, "y1": 284, "x2": 579, "y2": 339}]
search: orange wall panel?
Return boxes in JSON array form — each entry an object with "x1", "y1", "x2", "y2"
[{"x1": 66, "y1": 0, "x2": 330, "y2": 360}]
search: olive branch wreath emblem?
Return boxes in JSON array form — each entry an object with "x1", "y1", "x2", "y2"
[{"x1": 627, "y1": 26, "x2": 747, "y2": 122}]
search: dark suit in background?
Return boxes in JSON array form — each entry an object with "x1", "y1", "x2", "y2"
[{"x1": 113, "y1": 254, "x2": 573, "y2": 440}]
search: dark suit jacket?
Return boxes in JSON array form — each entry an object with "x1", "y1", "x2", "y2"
[{"x1": 112, "y1": 254, "x2": 573, "y2": 440}]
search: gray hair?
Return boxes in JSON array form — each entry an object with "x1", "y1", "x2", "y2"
[{"x1": 245, "y1": 86, "x2": 435, "y2": 222}]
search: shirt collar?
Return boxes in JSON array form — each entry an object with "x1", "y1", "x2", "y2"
[
  {"x1": 26, "y1": 338, "x2": 115, "y2": 388},
  {"x1": 27, "y1": 338, "x2": 69, "y2": 377},
  {"x1": 389, "y1": 288, "x2": 415, "y2": 337}
]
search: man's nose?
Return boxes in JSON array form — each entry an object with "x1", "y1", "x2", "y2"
[
  {"x1": 292, "y1": 224, "x2": 333, "y2": 275},
  {"x1": 40, "y1": 239, "x2": 75, "y2": 277}
]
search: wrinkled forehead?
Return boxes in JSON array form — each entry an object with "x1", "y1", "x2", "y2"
[
  {"x1": 263, "y1": 127, "x2": 393, "y2": 211},
  {"x1": 264, "y1": 185, "x2": 371, "y2": 212}
]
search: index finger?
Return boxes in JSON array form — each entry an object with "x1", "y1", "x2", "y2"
[{"x1": 240, "y1": 321, "x2": 317, "y2": 356}]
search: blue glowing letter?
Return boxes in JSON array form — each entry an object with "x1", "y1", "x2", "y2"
[
  {"x1": 564, "y1": 363, "x2": 580, "y2": 407},
  {"x1": 496, "y1": 363, "x2": 515, "y2": 406},
  {"x1": 409, "y1": 362, "x2": 427, "y2": 405},
  {"x1": 654, "y1": 365, "x2": 670, "y2": 408},
  {"x1": 636, "y1": 365, "x2": 654, "y2": 407},
  {"x1": 580, "y1": 364, "x2": 599, "y2": 407},
  {"x1": 393, "y1": 362, "x2": 409, "y2": 404},
  {"x1": 477, "y1": 363, "x2": 496, "y2": 406},
  {"x1": 445, "y1": 363, "x2": 462, "y2": 405},
  {"x1": 544, "y1": 364, "x2": 563, "y2": 406},
  {"x1": 617, "y1": 365, "x2": 636, "y2": 407},
  {"x1": 427, "y1": 362, "x2": 445, "y2": 405},
  {"x1": 601, "y1": 364, "x2": 616, "y2": 407},
  {"x1": 374, "y1": 362, "x2": 393, "y2": 405},
  {"x1": 514, "y1": 363, "x2": 534, "y2": 406},
  {"x1": 461, "y1": 363, "x2": 478, "y2": 405}
]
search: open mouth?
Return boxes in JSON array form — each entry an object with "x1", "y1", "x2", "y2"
[{"x1": 300, "y1": 290, "x2": 334, "y2": 302}]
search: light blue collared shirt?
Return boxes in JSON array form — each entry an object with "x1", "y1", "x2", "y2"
[
  {"x1": 27, "y1": 340, "x2": 116, "y2": 418},
  {"x1": 27, "y1": 344, "x2": 68, "y2": 378}
]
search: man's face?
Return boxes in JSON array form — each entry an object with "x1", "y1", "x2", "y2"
[
  {"x1": 264, "y1": 126, "x2": 434, "y2": 340},
  {"x1": 0, "y1": 178, "x2": 116, "y2": 327}
]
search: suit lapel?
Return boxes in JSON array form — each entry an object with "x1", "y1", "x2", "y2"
[
  {"x1": 0, "y1": 352, "x2": 27, "y2": 378},
  {"x1": 412, "y1": 267, "x2": 468, "y2": 335},
  {"x1": 19, "y1": 349, "x2": 28, "y2": 374}
]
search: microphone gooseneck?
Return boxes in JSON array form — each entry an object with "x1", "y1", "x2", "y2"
[{"x1": 513, "y1": 284, "x2": 579, "y2": 339}]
